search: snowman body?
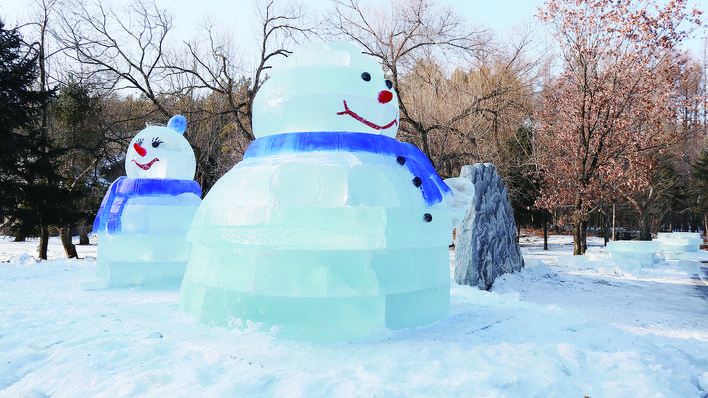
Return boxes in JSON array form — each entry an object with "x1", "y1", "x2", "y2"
[
  {"x1": 92, "y1": 116, "x2": 202, "y2": 288},
  {"x1": 181, "y1": 43, "x2": 455, "y2": 340}
]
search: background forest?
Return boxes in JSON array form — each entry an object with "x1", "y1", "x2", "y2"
[{"x1": 1, "y1": 0, "x2": 707, "y2": 258}]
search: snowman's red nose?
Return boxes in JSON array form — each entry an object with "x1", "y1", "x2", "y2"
[
  {"x1": 133, "y1": 142, "x2": 147, "y2": 157},
  {"x1": 378, "y1": 90, "x2": 393, "y2": 104}
]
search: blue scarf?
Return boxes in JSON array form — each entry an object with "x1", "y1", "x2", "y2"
[
  {"x1": 93, "y1": 177, "x2": 202, "y2": 234},
  {"x1": 244, "y1": 132, "x2": 451, "y2": 206}
]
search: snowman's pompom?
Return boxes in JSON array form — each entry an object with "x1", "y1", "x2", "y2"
[{"x1": 167, "y1": 115, "x2": 187, "y2": 134}]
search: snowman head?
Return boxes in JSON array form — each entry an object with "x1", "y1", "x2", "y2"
[
  {"x1": 252, "y1": 41, "x2": 399, "y2": 139},
  {"x1": 124, "y1": 115, "x2": 196, "y2": 180}
]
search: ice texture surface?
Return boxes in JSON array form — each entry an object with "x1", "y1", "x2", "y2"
[
  {"x1": 454, "y1": 163, "x2": 524, "y2": 290},
  {"x1": 180, "y1": 42, "x2": 458, "y2": 341},
  {"x1": 442, "y1": 177, "x2": 475, "y2": 228},
  {"x1": 91, "y1": 116, "x2": 202, "y2": 289}
]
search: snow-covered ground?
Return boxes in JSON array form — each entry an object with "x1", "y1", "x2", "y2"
[{"x1": 1, "y1": 234, "x2": 707, "y2": 397}]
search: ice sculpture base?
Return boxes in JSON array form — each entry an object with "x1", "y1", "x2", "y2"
[
  {"x1": 180, "y1": 238, "x2": 452, "y2": 341},
  {"x1": 180, "y1": 281, "x2": 449, "y2": 342},
  {"x1": 89, "y1": 233, "x2": 193, "y2": 289},
  {"x1": 180, "y1": 144, "x2": 455, "y2": 341},
  {"x1": 92, "y1": 260, "x2": 188, "y2": 289}
]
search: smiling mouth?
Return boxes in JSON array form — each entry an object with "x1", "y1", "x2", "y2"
[
  {"x1": 133, "y1": 158, "x2": 159, "y2": 170},
  {"x1": 336, "y1": 100, "x2": 397, "y2": 130}
]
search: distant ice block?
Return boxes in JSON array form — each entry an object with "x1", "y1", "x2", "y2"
[
  {"x1": 605, "y1": 240, "x2": 659, "y2": 268},
  {"x1": 180, "y1": 42, "x2": 463, "y2": 341},
  {"x1": 584, "y1": 247, "x2": 609, "y2": 262},
  {"x1": 89, "y1": 116, "x2": 202, "y2": 289},
  {"x1": 657, "y1": 232, "x2": 702, "y2": 254}
]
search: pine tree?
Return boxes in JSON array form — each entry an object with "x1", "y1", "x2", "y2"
[
  {"x1": 0, "y1": 20, "x2": 47, "y2": 234},
  {"x1": 51, "y1": 79, "x2": 105, "y2": 253},
  {"x1": 691, "y1": 148, "x2": 708, "y2": 234},
  {"x1": 0, "y1": 19, "x2": 78, "y2": 259}
]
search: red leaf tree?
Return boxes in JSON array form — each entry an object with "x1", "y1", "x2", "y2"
[{"x1": 534, "y1": 0, "x2": 702, "y2": 254}]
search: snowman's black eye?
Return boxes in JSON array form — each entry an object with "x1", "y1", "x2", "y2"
[
  {"x1": 136, "y1": 138, "x2": 144, "y2": 146},
  {"x1": 361, "y1": 72, "x2": 371, "y2": 82},
  {"x1": 385, "y1": 79, "x2": 393, "y2": 89},
  {"x1": 152, "y1": 137, "x2": 163, "y2": 148}
]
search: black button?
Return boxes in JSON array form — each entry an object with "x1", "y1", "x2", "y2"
[
  {"x1": 412, "y1": 177, "x2": 422, "y2": 187},
  {"x1": 423, "y1": 213, "x2": 432, "y2": 222},
  {"x1": 396, "y1": 156, "x2": 406, "y2": 165}
]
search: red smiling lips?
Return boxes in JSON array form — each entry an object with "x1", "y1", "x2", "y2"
[
  {"x1": 133, "y1": 158, "x2": 159, "y2": 170},
  {"x1": 336, "y1": 100, "x2": 397, "y2": 130},
  {"x1": 132, "y1": 142, "x2": 159, "y2": 170}
]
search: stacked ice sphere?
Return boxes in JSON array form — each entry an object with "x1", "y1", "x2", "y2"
[
  {"x1": 180, "y1": 42, "x2": 470, "y2": 341},
  {"x1": 91, "y1": 115, "x2": 202, "y2": 288}
]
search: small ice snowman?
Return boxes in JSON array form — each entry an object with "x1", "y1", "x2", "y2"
[
  {"x1": 180, "y1": 42, "x2": 472, "y2": 341},
  {"x1": 89, "y1": 115, "x2": 202, "y2": 289}
]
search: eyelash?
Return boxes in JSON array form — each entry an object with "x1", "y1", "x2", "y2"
[
  {"x1": 136, "y1": 138, "x2": 144, "y2": 145},
  {"x1": 152, "y1": 137, "x2": 163, "y2": 148}
]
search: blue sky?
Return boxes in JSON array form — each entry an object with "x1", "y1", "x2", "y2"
[
  {"x1": 153, "y1": 0, "x2": 545, "y2": 42},
  {"x1": 0, "y1": 0, "x2": 705, "y2": 59}
]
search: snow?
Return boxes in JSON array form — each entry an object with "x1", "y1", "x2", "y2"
[{"x1": 1, "y1": 234, "x2": 707, "y2": 397}]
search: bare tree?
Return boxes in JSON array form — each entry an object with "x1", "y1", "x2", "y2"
[
  {"x1": 56, "y1": 0, "x2": 173, "y2": 118},
  {"x1": 167, "y1": 0, "x2": 316, "y2": 141},
  {"x1": 534, "y1": 0, "x2": 702, "y2": 253},
  {"x1": 164, "y1": 0, "x2": 317, "y2": 190},
  {"x1": 399, "y1": 42, "x2": 537, "y2": 176},
  {"x1": 327, "y1": 0, "x2": 535, "y2": 175}
]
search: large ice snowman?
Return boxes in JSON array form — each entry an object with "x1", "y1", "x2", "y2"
[
  {"x1": 180, "y1": 42, "x2": 471, "y2": 341},
  {"x1": 90, "y1": 115, "x2": 202, "y2": 289}
]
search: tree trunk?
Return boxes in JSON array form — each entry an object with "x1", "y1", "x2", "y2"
[
  {"x1": 573, "y1": 222, "x2": 582, "y2": 255},
  {"x1": 573, "y1": 220, "x2": 588, "y2": 255},
  {"x1": 39, "y1": 225, "x2": 49, "y2": 260},
  {"x1": 60, "y1": 227, "x2": 78, "y2": 258},
  {"x1": 638, "y1": 210, "x2": 651, "y2": 241},
  {"x1": 612, "y1": 203, "x2": 617, "y2": 241},
  {"x1": 581, "y1": 220, "x2": 587, "y2": 253},
  {"x1": 516, "y1": 223, "x2": 520, "y2": 243},
  {"x1": 704, "y1": 214, "x2": 707, "y2": 238},
  {"x1": 602, "y1": 207, "x2": 609, "y2": 246},
  {"x1": 13, "y1": 231, "x2": 26, "y2": 242},
  {"x1": 543, "y1": 215, "x2": 548, "y2": 251},
  {"x1": 78, "y1": 225, "x2": 90, "y2": 245}
]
